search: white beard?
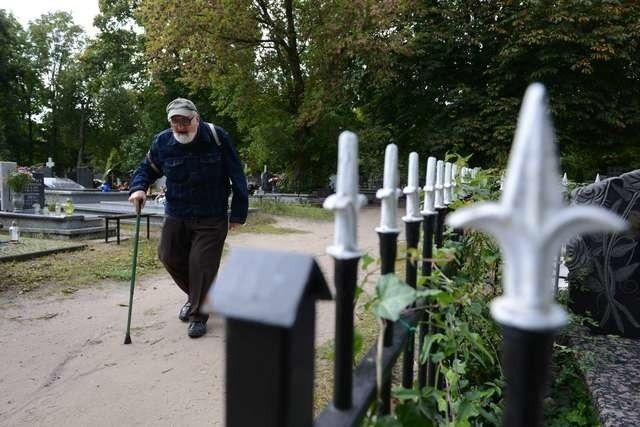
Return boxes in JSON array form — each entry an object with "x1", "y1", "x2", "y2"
[{"x1": 173, "y1": 130, "x2": 197, "y2": 144}]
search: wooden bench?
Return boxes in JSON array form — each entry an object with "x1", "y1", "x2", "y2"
[{"x1": 99, "y1": 213, "x2": 157, "y2": 244}]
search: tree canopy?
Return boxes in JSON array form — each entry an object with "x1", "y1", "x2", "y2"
[{"x1": 0, "y1": 0, "x2": 639, "y2": 186}]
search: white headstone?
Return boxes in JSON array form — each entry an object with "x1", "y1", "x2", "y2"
[{"x1": 446, "y1": 83, "x2": 626, "y2": 331}]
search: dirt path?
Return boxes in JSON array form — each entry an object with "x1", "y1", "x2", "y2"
[{"x1": 0, "y1": 205, "x2": 396, "y2": 426}]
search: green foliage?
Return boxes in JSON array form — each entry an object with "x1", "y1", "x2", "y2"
[
  {"x1": 2, "y1": 0, "x2": 640, "y2": 184},
  {"x1": 371, "y1": 274, "x2": 417, "y2": 322},
  {"x1": 358, "y1": 0, "x2": 640, "y2": 178},
  {"x1": 543, "y1": 345, "x2": 601, "y2": 426},
  {"x1": 250, "y1": 199, "x2": 333, "y2": 221},
  {"x1": 363, "y1": 165, "x2": 599, "y2": 425},
  {"x1": 137, "y1": 0, "x2": 414, "y2": 189},
  {"x1": 5, "y1": 168, "x2": 34, "y2": 192}
]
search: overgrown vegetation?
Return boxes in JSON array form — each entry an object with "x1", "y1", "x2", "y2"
[
  {"x1": 544, "y1": 344, "x2": 601, "y2": 426},
  {"x1": 350, "y1": 167, "x2": 601, "y2": 426}
]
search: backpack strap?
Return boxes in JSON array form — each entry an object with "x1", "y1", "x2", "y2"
[{"x1": 207, "y1": 122, "x2": 222, "y2": 147}]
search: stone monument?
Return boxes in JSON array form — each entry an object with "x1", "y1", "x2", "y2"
[
  {"x1": 566, "y1": 169, "x2": 640, "y2": 337},
  {"x1": 0, "y1": 162, "x2": 17, "y2": 212}
]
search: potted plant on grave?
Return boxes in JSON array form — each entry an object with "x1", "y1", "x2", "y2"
[{"x1": 5, "y1": 167, "x2": 33, "y2": 211}]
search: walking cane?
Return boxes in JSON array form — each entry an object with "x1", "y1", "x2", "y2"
[{"x1": 124, "y1": 200, "x2": 142, "y2": 345}]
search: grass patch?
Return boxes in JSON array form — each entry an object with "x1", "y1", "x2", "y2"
[
  {"x1": 251, "y1": 200, "x2": 332, "y2": 221},
  {"x1": 0, "y1": 235, "x2": 84, "y2": 260},
  {"x1": 231, "y1": 212, "x2": 305, "y2": 235},
  {"x1": 0, "y1": 211, "x2": 305, "y2": 298},
  {"x1": 0, "y1": 237, "x2": 164, "y2": 297},
  {"x1": 314, "y1": 306, "x2": 380, "y2": 415}
]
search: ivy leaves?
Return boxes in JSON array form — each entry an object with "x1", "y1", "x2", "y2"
[{"x1": 371, "y1": 273, "x2": 416, "y2": 322}]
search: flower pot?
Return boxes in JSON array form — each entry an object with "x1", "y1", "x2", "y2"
[{"x1": 11, "y1": 192, "x2": 25, "y2": 211}]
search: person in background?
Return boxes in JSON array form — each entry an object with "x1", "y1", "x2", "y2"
[{"x1": 128, "y1": 98, "x2": 248, "y2": 338}]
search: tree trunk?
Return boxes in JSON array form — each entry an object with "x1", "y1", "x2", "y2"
[{"x1": 77, "y1": 105, "x2": 85, "y2": 170}]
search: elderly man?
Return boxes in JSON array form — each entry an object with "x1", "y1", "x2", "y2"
[{"x1": 128, "y1": 98, "x2": 248, "y2": 338}]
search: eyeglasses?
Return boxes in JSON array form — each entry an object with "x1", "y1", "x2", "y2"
[{"x1": 169, "y1": 116, "x2": 194, "y2": 127}]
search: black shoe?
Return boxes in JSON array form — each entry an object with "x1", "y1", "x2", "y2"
[
  {"x1": 188, "y1": 321, "x2": 207, "y2": 338},
  {"x1": 178, "y1": 302, "x2": 191, "y2": 322}
]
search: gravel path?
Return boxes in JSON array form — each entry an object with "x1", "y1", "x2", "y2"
[{"x1": 0, "y1": 205, "x2": 396, "y2": 426}]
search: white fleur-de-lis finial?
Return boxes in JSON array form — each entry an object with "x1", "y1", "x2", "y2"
[
  {"x1": 595, "y1": 174, "x2": 601, "y2": 183},
  {"x1": 434, "y1": 160, "x2": 445, "y2": 209},
  {"x1": 421, "y1": 157, "x2": 437, "y2": 215},
  {"x1": 562, "y1": 172, "x2": 568, "y2": 187},
  {"x1": 324, "y1": 131, "x2": 368, "y2": 259},
  {"x1": 376, "y1": 144, "x2": 402, "y2": 233},
  {"x1": 446, "y1": 83, "x2": 626, "y2": 331},
  {"x1": 451, "y1": 164, "x2": 458, "y2": 200},
  {"x1": 443, "y1": 162, "x2": 452, "y2": 205},
  {"x1": 403, "y1": 152, "x2": 422, "y2": 222}
]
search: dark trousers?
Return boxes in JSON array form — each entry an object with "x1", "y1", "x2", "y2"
[{"x1": 158, "y1": 216, "x2": 228, "y2": 322}]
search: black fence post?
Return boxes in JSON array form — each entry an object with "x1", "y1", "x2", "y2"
[
  {"x1": 418, "y1": 212, "x2": 436, "y2": 389},
  {"x1": 333, "y1": 257, "x2": 360, "y2": 409},
  {"x1": 401, "y1": 219, "x2": 420, "y2": 389},
  {"x1": 435, "y1": 207, "x2": 448, "y2": 249},
  {"x1": 322, "y1": 130, "x2": 368, "y2": 411},
  {"x1": 375, "y1": 143, "x2": 401, "y2": 416},
  {"x1": 401, "y1": 152, "x2": 422, "y2": 389},
  {"x1": 500, "y1": 326, "x2": 555, "y2": 426},
  {"x1": 418, "y1": 156, "x2": 437, "y2": 390},
  {"x1": 207, "y1": 248, "x2": 331, "y2": 427}
]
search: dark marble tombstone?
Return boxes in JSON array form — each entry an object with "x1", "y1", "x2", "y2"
[
  {"x1": 566, "y1": 169, "x2": 640, "y2": 337},
  {"x1": 22, "y1": 172, "x2": 45, "y2": 210},
  {"x1": 76, "y1": 166, "x2": 92, "y2": 189},
  {"x1": 260, "y1": 170, "x2": 271, "y2": 192}
]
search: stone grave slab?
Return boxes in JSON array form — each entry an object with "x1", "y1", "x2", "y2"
[{"x1": 44, "y1": 177, "x2": 86, "y2": 190}]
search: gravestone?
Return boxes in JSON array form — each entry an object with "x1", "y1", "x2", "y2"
[
  {"x1": 76, "y1": 166, "x2": 92, "y2": 189},
  {"x1": 260, "y1": 165, "x2": 271, "y2": 192},
  {"x1": 43, "y1": 177, "x2": 86, "y2": 191},
  {"x1": 43, "y1": 157, "x2": 54, "y2": 177},
  {"x1": 22, "y1": 172, "x2": 45, "y2": 210},
  {"x1": 0, "y1": 162, "x2": 17, "y2": 212},
  {"x1": 566, "y1": 169, "x2": 640, "y2": 337}
]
